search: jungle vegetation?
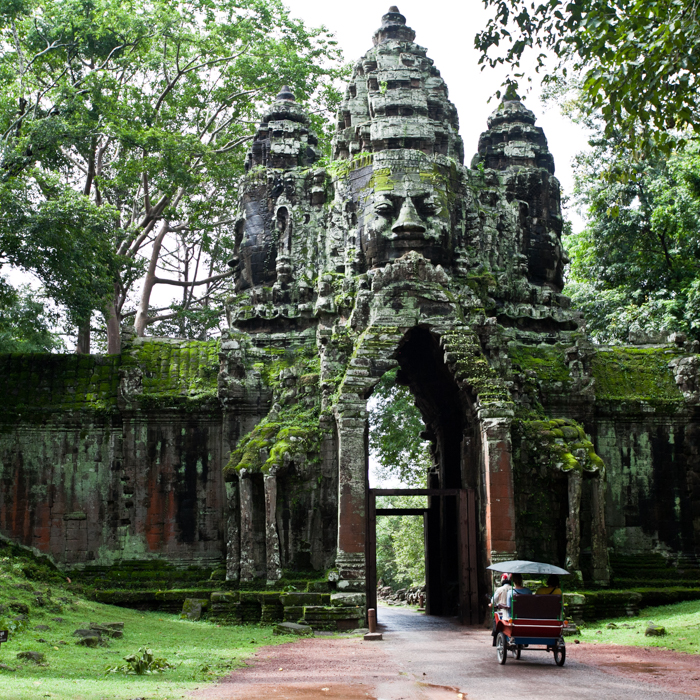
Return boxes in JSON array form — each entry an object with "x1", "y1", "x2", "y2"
[
  {"x1": 370, "y1": 368, "x2": 430, "y2": 590},
  {"x1": 0, "y1": 0, "x2": 343, "y2": 353}
]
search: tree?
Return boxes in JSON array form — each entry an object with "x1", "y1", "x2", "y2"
[
  {"x1": 376, "y1": 496, "x2": 425, "y2": 590},
  {"x1": 0, "y1": 278, "x2": 64, "y2": 352},
  {"x1": 369, "y1": 369, "x2": 430, "y2": 590},
  {"x1": 475, "y1": 0, "x2": 700, "y2": 153},
  {"x1": 565, "y1": 138, "x2": 700, "y2": 343},
  {"x1": 369, "y1": 368, "x2": 431, "y2": 488},
  {"x1": 1, "y1": 0, "x2": 343, "y2": 352}
]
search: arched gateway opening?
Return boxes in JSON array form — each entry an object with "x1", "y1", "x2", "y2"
[{"x1": 365, "y1": 327, "x2": 482, "y2": 623}]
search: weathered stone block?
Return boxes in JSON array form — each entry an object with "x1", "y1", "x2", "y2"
[
  {"x1": 274, "y1": 622, "x2": 313, "y2": 636},
  {"x1": 180, "y1": 598, "x2": 209, "y2": 621}
]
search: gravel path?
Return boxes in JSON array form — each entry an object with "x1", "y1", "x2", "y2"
[{"x1": 190, "y1": 606, "x2": 700, "y2": 699}]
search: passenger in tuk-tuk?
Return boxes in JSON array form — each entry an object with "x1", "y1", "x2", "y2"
[
  {"x1": 491, "y1": 573, "x2": 511, "y2": 644},
  {"x1": 505, "y1": 573, "x2": 532, "y2": 609},
  {"x1": 536, "y1": 575, "x2": 562, "y2": 595}
]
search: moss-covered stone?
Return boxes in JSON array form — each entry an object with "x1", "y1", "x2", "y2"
[{"x1": 591, "y1": 347, "x2": 684, "y2": 404}]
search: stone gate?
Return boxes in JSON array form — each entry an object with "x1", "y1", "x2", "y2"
[{"x1": 2, "y1": 8, "x2": 700, "y2": 625}]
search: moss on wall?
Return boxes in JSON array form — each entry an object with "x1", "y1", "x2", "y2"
[
  {"x1": 516, "y1": 418, "x2": 604, "y2": 474},
  {"x1": 224, "y1": 346, "x2": 326, "y2": 478},
  {"x1": 509, "y1": 343, "x2": 572, "y2": 384},
  {"x1": 591, "y1": 347, "x2": 684, "y2": 404},
  {"x1": 0, "y1": 353, "x2": 120, "y2": 416},
  {"x1": 124, "y1": 338, "x2": 220, "y2": 402}
]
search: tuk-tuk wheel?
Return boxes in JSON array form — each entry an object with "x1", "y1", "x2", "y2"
[
  {"x1": 496, "y1": 632, "x2": 507, "y2": 664},
  {"x1": 513, "y1": 644, "x2": 522, "y2": 660},
  {"x1": 553, "y1": 638, "x2": 566, "y2": 666}
]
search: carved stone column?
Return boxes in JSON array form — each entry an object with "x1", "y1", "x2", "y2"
[
  {"x1": 335, "y1": 405, "x2": 368, "y2": 592},
  {"x1": 479, "y1": 409, "x2": 517, "y2": 562},
  {"x1": 225, "y1": 479, "x2": 240, "y2": 582},
  {"x1": 264, "y1": 472, "x2": 282, "y2": 583},
  {"x1": 239, "y1": 475, "x2": 256, "y2": 582},
  {"x1": 591, "y1": 474, "x2": 610, "y2": 585},
  {"x1": 565, "y1": 470, "x2": 583, "y2": 579}
]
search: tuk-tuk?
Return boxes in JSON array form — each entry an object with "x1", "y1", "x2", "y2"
[{"x1": 487, "y1": 560, "x2": 569, "y2": 666}]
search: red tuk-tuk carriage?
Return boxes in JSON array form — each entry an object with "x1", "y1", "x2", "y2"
[{"x1": 487, "y1": 560, "x2": 569, "y2": 666}]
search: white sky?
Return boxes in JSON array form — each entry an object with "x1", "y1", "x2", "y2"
[{"x1": 285, "y1": 0, "x2": 590, "y2": 227}]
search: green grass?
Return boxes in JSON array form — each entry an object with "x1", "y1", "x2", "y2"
[
  {"x1": 0, "y1": 553, "x2": 294, "y2": 700},
  {"x1": 578, "y1": 599, "x2": 700, "y2": 655}
]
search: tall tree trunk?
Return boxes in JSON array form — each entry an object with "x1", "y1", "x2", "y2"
[
  {"x1": 105, "y1": 287, "x2": 122, "y2": 354},
  {"x1": 134, "y1": 221, "x2": 169, "y2": 337},
  {"x1": 76, "y1": 317, "x2": 91, "y2": 354}
]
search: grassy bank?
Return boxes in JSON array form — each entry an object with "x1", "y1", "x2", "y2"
[
  {"x1": 0, "y1": 550, "x2": 291, "y2": 700},
  {"x1": 577, "y1": 599, "x2": 700, "y2": 655}
]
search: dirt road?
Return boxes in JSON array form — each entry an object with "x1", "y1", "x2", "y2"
[{"x1": 191, "y1": 606, "x2": 699, "y2": 700}]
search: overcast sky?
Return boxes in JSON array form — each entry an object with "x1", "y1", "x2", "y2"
[{"x1": 285, "y1": 0, "x2": 590, "y2": 227}]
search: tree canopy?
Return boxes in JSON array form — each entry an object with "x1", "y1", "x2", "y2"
[
  {"x1": 1, "y1": 0, "x2": 343, "y2": 352},
  {"x1": 565, "y1": 137, "x2": 700, "y2": 343},
  {"x1": 475, "y1": 0, "x2": 700, "y2": 152},
  {"x1": 369, "y1": 368, "x2": 431, "y2": 488}
]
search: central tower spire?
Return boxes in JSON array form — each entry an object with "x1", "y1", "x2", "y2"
[{"x1": 333, "y1": 7, "x2": 463, "y2": 163}]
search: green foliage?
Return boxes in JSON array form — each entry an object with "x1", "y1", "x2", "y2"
[
  {"x1": 0, "y1": 0, "x2": 344, "y2": 339},
  {"x1": 476, "y1": 0, "x2": 700, "y2": 154},
  {"x1": 376, "y1": 496, "x2": 425, "y2": 590},
  {"x1": 368, "y1": 368, "x2": 430, "y2": 487},
  {"x1": 565, "y1": 141, "x2": 700, "y2": 342},
  {"x1": 0, "y1": 279, "x2": 64, "y2": 352},
  {"x1": 107, "y1": 647, "x2": 174, "y2": 675}
]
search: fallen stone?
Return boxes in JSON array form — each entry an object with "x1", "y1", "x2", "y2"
[
  {"x1": 73, "y1": 629, "x2": 101, "y2": 639},
  {"x1": 181, "y1": 599, "x2": 207, "y2": 621},
  {"x1": 645, "y1": 623, "x2": 666, "y2": 637},
  {"x1": 89, "y1": 623, "x2": 123, "y2": 638},
  {"x1": 9, "y1": 603, "x2": 29, "y2": 615},
  {"x1": 274, "y1": 622, "x2": 313, "y2": 636},
  {"x1": 76, "y1": 636, "x2": 106, "y2": 647},
  {"x1": 91, "y1": 621, "x2": 124, "y2": 631},
  {"x1": 0, "y1": 664, "x2": 16, "y2": 671},
  {"x1": 606, "y1": 622, "x2": 617, "y2": 629},
  {"x1": 50, "y1": 617, "x2": 64, "y2": 623},
  {"x1": 17, "y1": 651, "x2": 45, "y2": 663},
  {"x1": 34, "y1": 625, "x2": 50, "y2": 632}
]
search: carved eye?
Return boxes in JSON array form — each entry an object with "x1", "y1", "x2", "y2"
[
  {"x1": 374, "y1": 199, "x2": 394, "y2": 216},
  {"x1": 419, "y1": 197, "x2": 441, "y2": 216}
]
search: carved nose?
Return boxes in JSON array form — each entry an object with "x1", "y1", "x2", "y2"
[{"x1": 392, "y1": 198, "x2": 426, "y2": 234}]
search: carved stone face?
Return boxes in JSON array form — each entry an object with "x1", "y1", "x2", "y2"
[{"x1": 358, "y1": 167, "x2": 454, "y2": 268}]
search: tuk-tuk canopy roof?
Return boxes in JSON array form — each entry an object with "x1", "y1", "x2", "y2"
[{"x1": 486, "y1": 560, "x2": 570, "y2": 575}]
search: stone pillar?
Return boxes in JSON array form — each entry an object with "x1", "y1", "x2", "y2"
[
  {"x1": 239, "y1": 474, "x2": 256, "y2": 582},
  {"x1": 264, "y1": 473, "x2": 282, "y2": 583},
  {"x1": 565, "y1": 470, "x2": 583, "y2": 580},
  {"x1": 591, "y1": 474, "x2": 610, "y2": 585},
  {"x1": 225, "y1": 479, "x2": 240, "y2": 582},
  {"x1": 335, "y1": 405, "x2": 368, "y2": 592},
  {"x1": 479, "y1": 410, "x2": 517, "y2": 562}
]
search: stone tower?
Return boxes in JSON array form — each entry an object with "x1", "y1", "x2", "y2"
[{"x1": 221, "y1": 7, "x2": 607, "y2": 619}]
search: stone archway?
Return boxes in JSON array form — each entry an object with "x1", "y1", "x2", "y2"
[{"x1": 332, "y1": 319, "x2": 517, "y2": 620}]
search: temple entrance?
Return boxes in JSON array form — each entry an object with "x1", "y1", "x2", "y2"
[
  {"x1": 366, "y1": 487, "x2": 479, "y2": 623},
  {"x1": 364, "y1": 327, "x2": 484, "y2": 624}
]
